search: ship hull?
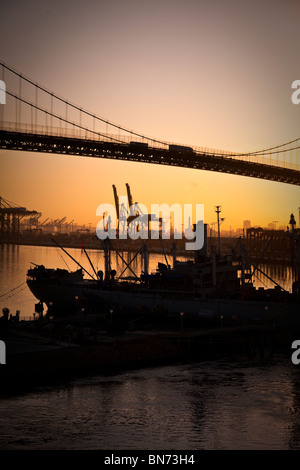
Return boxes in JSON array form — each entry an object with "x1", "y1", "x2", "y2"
[
  {"x1": 83, "y1": 286, "x2": 299, "y2": 324},
  {"x1": 27, "y1": 279, "x2": 91, "y2": 312},
  {"x1": 27, "y1": 277, "x2": 300, "y2": 327}
]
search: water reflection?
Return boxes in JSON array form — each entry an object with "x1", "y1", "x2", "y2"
[{"x1": 1, "y1": 358, "x2": 300, "y2": 449}]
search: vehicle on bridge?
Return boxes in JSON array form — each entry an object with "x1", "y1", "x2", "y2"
[
  {"x1": 129, "y1": 141, "x2": 149, "y2": 149},
  {"x1": 169, "y1": 144, "x2": 195, "y2": 154}
]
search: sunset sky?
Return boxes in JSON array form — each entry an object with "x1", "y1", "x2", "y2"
[{"x1": 0, "y1": 0, "x2": 299, "y2": 231}]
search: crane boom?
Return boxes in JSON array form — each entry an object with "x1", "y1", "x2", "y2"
[
  {"x1": 112, "y1": 185, "x2": 119, "y2": 220},
  {"x1": 126, "y1": 183, "x2": 134, "y2": 215}
]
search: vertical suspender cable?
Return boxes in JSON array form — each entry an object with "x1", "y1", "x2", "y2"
[
  {"x1": 80, "y1": 107, "x2": 82, "y2": 139},
  {"x1": 35, "y1": 85, "x2": 38, "y2": 131},
  {"x1": 65, "y1": 101, "x2": 68, "y2": 137},
  {"x1": 51, "y1": 93, "x2": 53, "y2": 129},
  {"x1": 19, "y1": 74, "x2": 22, "y2": 127},
  {"x1": 31, "y1": 104, "x2": 33, "y2": 132},
  {"x1": 15, "y1": 92, "x2": 18, "y2": 132},
  {"x1": 0, "y1": 64, "x2": 4, "y2": 123}
]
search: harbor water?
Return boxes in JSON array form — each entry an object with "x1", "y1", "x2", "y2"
[
  {"x1": 1, "y1": 356, "x2": 300, "y2": 450},
  {"x1": 0, "y1": 243, "x2": 299, "y2": 450}
]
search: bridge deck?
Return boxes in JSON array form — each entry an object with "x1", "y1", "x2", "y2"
[{"x1": 1, "y1": 130, "x2": 299, "y2": 185}]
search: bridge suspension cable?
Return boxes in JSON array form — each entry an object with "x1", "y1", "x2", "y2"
[
  {"x1": 201, "y1": 141, "x2": 300, "y2": 158},
  {"x1": 0, "y1": 61, "x2": 168, "y2": 147},
  {"x1": 1, "y1": 61, "x2": 299, "y2": 174},
  {"x1": 4, "y1": 89, "x2": 127, "y2": 144}
]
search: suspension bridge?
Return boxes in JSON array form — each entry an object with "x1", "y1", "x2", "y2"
[{"x1": 0, "y1": 62, "x2": 299, "y2": 186}]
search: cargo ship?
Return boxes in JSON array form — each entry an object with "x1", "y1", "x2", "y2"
[{"x1": 26, "y1": 224, "x2": 300, "y2": 325}]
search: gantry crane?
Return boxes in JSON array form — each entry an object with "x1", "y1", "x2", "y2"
[
  {"x1": 112, "y1": 184, "x2": 162, "y2": 238},
  {"x1": 0, "y1": 196, "x2": 41, "y2": 236}
]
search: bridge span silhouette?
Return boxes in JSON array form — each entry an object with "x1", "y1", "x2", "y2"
[{"x1": 0, "y1": 62, "x2": 299, "y2": 186}]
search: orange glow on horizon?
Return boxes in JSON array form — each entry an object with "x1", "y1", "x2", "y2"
[
  {"x1": 0, "y1": 0, "x2": 299, "y2": 232},
  {"x1": 0, "y1": 147, "x2": 298, "y2": 232}
]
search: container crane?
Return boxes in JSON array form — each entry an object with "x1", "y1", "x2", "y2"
[
  {"x1": 125, "y1": 183, "x2": 161, "y2": 236},
  {"x1": 0, "y1": 196, "x2": 41, "y2": 237},
  {"x1": 112, "y1": 184, "x2": 128, "y2": 236}
]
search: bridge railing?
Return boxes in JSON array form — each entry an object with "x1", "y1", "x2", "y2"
[
  {"x1": 192, "y1": 143, "x2": 300, "y2": 171},
  {"x1": 0, "y1": 120, "x2": 169, "y2": 148}
]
